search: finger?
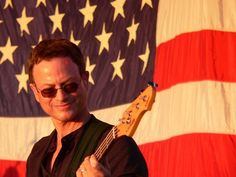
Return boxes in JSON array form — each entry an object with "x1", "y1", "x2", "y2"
[
  {"x1": 76, "y1": 168, "x2": 83, "y2": 177},
  {"x1": 78, "y1": 164, "x2": 88, "y2": 175},
  {"x1": 83, "y1": 155, "x2": 98, "y2": 170},
  {"x1": 82, "y1": 156, "x2": 91, "y2": 168},
  {"x1": 90, "y1": 155, "x2": 98, "y2": 168}
]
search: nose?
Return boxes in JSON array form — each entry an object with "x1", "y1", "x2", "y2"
[{"x1": 54, "y1": 88, "x2": 68, "y2": 101}]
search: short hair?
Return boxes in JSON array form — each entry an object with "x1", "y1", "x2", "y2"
[{"x1": 27, "y1": 38, "x2": 85, "y2": 83}]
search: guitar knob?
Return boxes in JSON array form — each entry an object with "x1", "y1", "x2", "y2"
[
  {"x1": 142, "y1": 95, "x2": 148, "y2": 101},
  {"x1": 126, "y1": 118, "x2": 131, "y2": 124},
  {"x1": 128, "y1": 111, "x2": 132, "y2": 117}
]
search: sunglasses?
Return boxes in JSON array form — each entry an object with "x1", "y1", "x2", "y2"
[{"x1": 36, "y1": 82, "x2": 79, "y2": 98}]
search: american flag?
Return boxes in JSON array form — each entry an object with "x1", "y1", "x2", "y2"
[
  {"x1": 1, "y1": 0, "x2": 236, "y2": 177},
  {"x1": 0, "y1": 0, "x2": 158, "y2": 176}
]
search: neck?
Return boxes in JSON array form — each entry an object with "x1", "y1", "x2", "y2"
[{"x1": 52, "y1": 112, "x2": 91, "y2": 141}]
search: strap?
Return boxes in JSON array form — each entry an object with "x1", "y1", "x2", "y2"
[{"x1": 66, "y1": 117, "x2": 111, "y2": 177}]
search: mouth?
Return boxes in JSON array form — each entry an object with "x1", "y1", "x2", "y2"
[{"x1": 54, "y1": 102, "x2": 73, "y2": 110}]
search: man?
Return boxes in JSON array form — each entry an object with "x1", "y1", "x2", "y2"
[{"x1": 26, "y1": 39, "x2": 148, "y2": 177}]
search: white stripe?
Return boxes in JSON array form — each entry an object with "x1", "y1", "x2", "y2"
[
  {"x1": 1, "y1": 81, "x2": 236, "y2": 160},
  {"x1": 134, "y1": 81, "x2": 236, "y2": 144},
  {"x1": 94, "y1": 81, "x2": 236, "y2": 144},
  {"x1": 156, "y1": 0, "x2": 236, "y2": 46},
  {"x1": 0, "y1": 117, "x2": 53, "y2": 161}
]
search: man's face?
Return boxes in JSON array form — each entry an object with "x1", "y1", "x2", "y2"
[{"x1": 30, "y1": 57, "x2": 89, "y2": 123}]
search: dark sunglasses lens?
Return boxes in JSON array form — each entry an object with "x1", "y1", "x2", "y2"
[
  {"x1": 41, "y1": 88, "x2": 57, "y2": 97},
  {"x1": 63, "y1": 83, "x2": 78, "y2": 93}
]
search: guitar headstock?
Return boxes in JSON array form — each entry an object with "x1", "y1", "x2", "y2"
[{"x1": 115, "y1": 82, "x2": 157, "y2": 137}]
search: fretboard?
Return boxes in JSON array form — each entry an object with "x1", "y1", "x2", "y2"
[{"x1": 94, "y1": 126, "x2": 117, "y2": 161}]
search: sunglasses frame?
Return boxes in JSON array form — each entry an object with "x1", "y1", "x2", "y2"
[{"x1": 34, "y1": 82, "x2": 80, "y2": 98}]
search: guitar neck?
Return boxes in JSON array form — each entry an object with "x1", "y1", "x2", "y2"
[
  {"x1": 94, "y1": 82, "x2": 156, "y2": 161},
  {"x1": 94, "y1": 126, "x2": 117, "y2": 161}
]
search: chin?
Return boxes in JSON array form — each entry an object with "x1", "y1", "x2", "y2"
[{"x1": 54, "y1": 111, "x2": 77, "y2": 122}]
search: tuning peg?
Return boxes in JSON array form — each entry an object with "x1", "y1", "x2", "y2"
[
  {"x1": 148, "y1": 81, "x2": 158, "y2": 88},
  {"x1": 126, "y1": 117, "x2": 131, "y2": 124}
]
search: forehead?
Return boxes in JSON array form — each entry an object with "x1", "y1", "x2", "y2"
[{"x1": 32, "y1": 57, "x2": 80, "y2": 84}]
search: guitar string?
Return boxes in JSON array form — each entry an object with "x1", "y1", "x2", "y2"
[
  {"x1": 94, "y1": 126, "x2": 117, "y2": 160},
  {"x1": 94, "y1": 127, "x2": 115, "y2": 157},
  {"x1": 94, "y1": 131, "x2": 114, "y2": 160}
]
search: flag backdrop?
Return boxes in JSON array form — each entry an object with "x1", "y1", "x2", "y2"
[{"x1": 0, "y1": 0, "x2": 236, "y2": 177}]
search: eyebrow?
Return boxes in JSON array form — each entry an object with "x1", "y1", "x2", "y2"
[{"x1": 39, "y1": 77, "x2": 79, "y2": 88}]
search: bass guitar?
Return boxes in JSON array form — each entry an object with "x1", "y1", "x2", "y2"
[{"x1": 94, "y1": 82, "x2": 157, "y2": 160}]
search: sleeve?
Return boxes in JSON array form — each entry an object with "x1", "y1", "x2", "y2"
[{"x1": 101, "y1": 135, "x2": 148, "y2": 177}]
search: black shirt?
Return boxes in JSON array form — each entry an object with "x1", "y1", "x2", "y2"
[{"x1": 26, "y1": 115, "x2": 148, "y2": 177}]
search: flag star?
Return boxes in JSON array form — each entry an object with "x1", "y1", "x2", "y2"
[
  {"x1": 95, "y1": 24, "x2": 112, "y2": 55},
  {"x1": 70, "y1": 31, "x2": 81, "y2": 45},
  {"x1": 0, "y1": 38, "x2": 17, "y2": 64},
  {"x1": 138, "y1": 43, "x2": 150, "y2": 75},
  {"x1": 4, "y1": 0, "x2": 13, "y2": 9},
  {"x1": 111, "y1": 0, "x2": 125, "y2": 21},
  {"x1": 16, "y1": 66, "x2": 28, "y2": 93},
  {"x1": 36, "y1": 0, "x2": 46, "y2": 7},
  {"x1": 49, "y1": 4, "x2": 65, "y2": 33},
  {"x1": 16, "y1": 7, "x2": 34, "y2": 35},
  {"x1": 126, "y1": 18, "x2": 139, "y2": 46},
  {"x1": 111, "y1": 52, "x2": 125, "y2": 80},
  {"x1": 86, "y1": 57, "x2": 96, "y2": 85},
  {"x1": 32, "y1": 35, "x2": 43, "y2": 48},
  {"x1": 141, "y1": 0, "x2": 153, "y2": 10},
  {"x1": 79, "y1": 0, "x2": 97, "y2": 27}
]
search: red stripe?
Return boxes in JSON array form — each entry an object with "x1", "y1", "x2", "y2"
[
  {"x1": 0, "y1": 160, "x2": 26, "y2": 177},
  {"x1": 1, "y1": 134, "x2": 236, "y2": 177},
  {"x1": 154, "y1": 30, "x2": 236, "y2": 91},
  {"x1": 139, "y1": 133, "x2": 236, "y2": 177}
]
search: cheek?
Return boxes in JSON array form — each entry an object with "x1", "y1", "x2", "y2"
[{"x1": 38, "y1": 98, "x2": 52, "y2": 112}]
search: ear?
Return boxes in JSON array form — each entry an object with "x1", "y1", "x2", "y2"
[{"x1": 30, "y1": 83, "x2": 40, "y2": 102}]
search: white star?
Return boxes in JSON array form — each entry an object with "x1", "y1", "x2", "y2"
[
  {"x1": 15, "y1": 66, "x2": 28, "y2": 93},
  {"x1": 79, "y1": 0, "x2": 97, "y2": 27},
  {"x1": 0, "y1": 38, "x2": 17, "y2": 64},
  {"x1": 70, "y1": 31, "x2": 81, "y2": 45},
  {"x1": 4, "y1": 0, "x2": 13, "y2": 9},
  {"x1": 32, "y1": 35, "x2": 43, "y2": 48},
  {"x1": 126, "y1": 18, "x2": 139, "y2": 46},
  {"x1": 49, "y1": 4, "x2": 65, "y2": 33},
  {"x1": 36, "y1": 0, "x2": 46, "y2": 7},
  {"x1": 138, "y1": 43, "x2": 150, "y2": 75},
  {"x1": 16, "y1": 7, "x2": 34, "y2": 35},
  {"x1": 111, "y1": 52, "x2": 125, "y2": 80},
  {"x1": 111, "y1": 0, "x2": 126, "y2": 21},
  {"x1": 86, "y1": 57, "x2": 96, "y2": 85},
  {"x1": 141, "y1": 0, "x2": 153, "y2": 10},
  {"x1": 95, "y1": 24, "x2": 112, "y2": 55}
]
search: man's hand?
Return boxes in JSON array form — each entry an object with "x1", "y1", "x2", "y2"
[{"x1": 76, "y1": 155, "x2": 111, "y2": 177}]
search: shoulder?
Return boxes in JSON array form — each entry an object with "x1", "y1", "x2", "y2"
[
  {"x1": 103, "y1": 135, "x2": 148, "y2": 176},
  {"x1": 110, "y1": 135, "x2": 143, "y2": 156},
  {"x1": 26, "y1": 130, "x2": 55, "y2": 176},
  {"x1": 27, "y1": 130, "x2": 55, "y2": 161},
  {"x1": 91, "y1": 115, "x2": 113, "y2": 128}
]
